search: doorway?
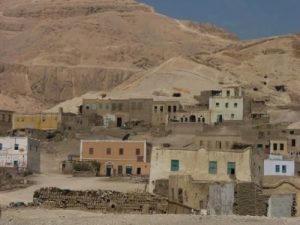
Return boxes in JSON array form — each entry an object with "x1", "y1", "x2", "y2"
[
  {"x1": 117, "y1": 117, "x2": 122, "y2": 127},
  {"x1": 106, "y1": 165, "x2": 113, "y2": 176},
  {"x1": 137, "y1": 167, "x2": 141, "y2": 176},
  {"x1": 189, "y1": 115, "x2": 196, "y2": 122},
  {"x1": 217, "y1": 114, "x2": 223, "y2": 123},
  {"x1": 13, "y1": 160, "x2": 19, "y2": 168},
  {"x1": 126, "y1": 165, "x2": 132, "y2": 175}
]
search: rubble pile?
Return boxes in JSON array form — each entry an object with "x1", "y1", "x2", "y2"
[{"x1": 33, "y1": 187, "x2": 168, "y2": 213}]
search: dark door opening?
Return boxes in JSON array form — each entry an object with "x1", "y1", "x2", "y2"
[
  {"x1": 217, "y1": 114, "x2": 223, "y2": 123},
  {"x1": 13, "y1": 160, "x2": 18, "y2": 168},
  {"x1": 137, "y1": 167, "x2": 141, "y2": 176},
  {"x1": 118, "y1": 165, "x2": 123, "y2": 176},
  {"x1": 106, "y1": 165, "x2": 113, "y2": 176},
  {"x1": 117, "y1": 117, "x2": 122, "y2": 127},
  {"x1": 189, "y1": 115, "x2": 196, "y2": 122}
]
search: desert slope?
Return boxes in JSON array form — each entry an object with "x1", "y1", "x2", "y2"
[{"x1": 0, "y1": 0, "x2": 236, "y2": 112}]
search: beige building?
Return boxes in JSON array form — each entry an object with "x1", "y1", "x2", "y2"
[
  {"x1": 209, "y1": 87, "x2": 244, "y2": 123},
  {"x1": 172, "y1": 108, "x2": 211, "y2": 124},
  {"x1": 151, "y1": 100, "x2": 181, "y2": 126},
  {"x1": 269, "y1": 139, "x2": 288, "y2": 156},
  {"x1": 82, "y1": 98, "x2": 154, "y2": 127},
  {"x1": 149, "y1": 146, "x2": 262, "y2": 193},
  {"x1": 286, "y1": 122, "x2": 300, "y2": 159},
  {"x1": 0, "y1": 110, "x2": 13, "y2": 135},
  {"x1": 80, "y1": 140, "x2": 151, "y2": 176}
]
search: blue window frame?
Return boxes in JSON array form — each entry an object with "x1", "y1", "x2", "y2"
[
  {"x1": 275, "y1": 165, "x2": 280, "y2": 173},
  {"x1": 282, "y1": 165, "x2": 287, "y2": 173},
  {"x1": 209, "y1": 161, "x2": 218, "y2": 174},
  {"x1": 171, "y1": 160, "x2": 179, "y2": 171},
  {"x1": 227, "y1": 162, "x2": 236, "y2": 175}
]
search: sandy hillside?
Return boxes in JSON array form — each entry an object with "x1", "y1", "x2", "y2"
[
  {"x1": 0, "y1": 0, "x2": 236, "y2": 112},
  {"x1": 47, "y1": 37, "x2": 300, "y2": 120},
  {"x1": 1, "y1": 209, "x2": 300, "y2": 225}
]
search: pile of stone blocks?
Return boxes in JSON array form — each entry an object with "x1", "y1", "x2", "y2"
[
  {"x1": 233, "y1": 182, "x2": 269, "y2": 216},
  {"x1": 33, "y1": 187, "x2": 168, "y2": 214}
]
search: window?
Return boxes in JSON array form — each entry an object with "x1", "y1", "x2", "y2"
[
  {"x1": 91, "y1": 104, "x2": 96, "y2": 110},
  {"x1": 199, "y1": 140, "x2": 204, "y2": 147},
  {"x1": 106, "y1": 148, "x2": 111, "y2": 155},
  {"x1": 136, "y1": 148, "x2": 141, "y2": 155},
  {"x1": 280, "y1": 143, "x2": 284, "y2": 151},
  {"x1": 225, "y1": 141, "x2": 230, "y2": 149},
  {"x1": 131, "y1": 102, "x2": 136, "y2": 110},
  {"x1": 216, "y1": 102, "x2": 220, "y2": 107},
  {"x1": 290, "y1": 130, "x2": 294, "y2": 134},
  {"x1": 209, "y1": 161, "x2": 217, "y2": 174},
  {"x1": 154, "y1": 106, "x2": 158, "y2": 112},
  {"x1": 282, "y1": 165, "x2": 287, "y2": 173},
  {"x1": 168, "y1": 106, "x2": 172, "y2": 112},
  {"x1": 225, "y1": 103, "x2": 229, "y2": 108},
  {"x1": 119, "y1": 148, "x2": 124, "y2": 155},
  {"x1": 227, "y1": 162, "x2": 236, "y2": 175},
  {"x1": 112, "y1": 103, "x2": 117, "y2": 111},
  {"x1": 275, "y1": 165, "x2": 280, "y2": 173},
  {"x1": 273, "y1": 143, "x2": 278, "y2": 151},
  {"x1": 118, "y1": 103, "x2": 123, "y2": 111},
  {"x1": 0, "y1": 143, "x2": 2, "y2": 150},
  {"x1": 257, "y1": 144, "x2": 263, "y2": 149},
  {"x1": 292, "y1": 139, "x2": 296, "y2": 147},
  {"x1": 14, "y1": 144, "x2": 19, "y2": 150},
  {"x1": 216, "y1": 141, "x2": 222, "y2": 149},
  {"x1": 160, "y1": 106, "x2": 164, "y2": 112},
  {"x1": 99, "y1": 103, "x2": 103, "y2": 109},
  {"x1": 173, "y1": 106, "x2": 177, "y2": 112},
  {"x1": 137, "y1": 102, "x2": 143, "y2": 110},
  {"x1": 171, "y1": 160, "x2": 179, "y2": 171},
  {"x1": 231, "y1": 114, "x2": 235, "y2": 119},
  {"x1": 89, "y1": 148, "x2": 94, "y2": 155},
  {"x1": 207, "y1": 141, "x2": 211, "y2": 148},
  {"x1": 226, "y1": 90, "x2": 230, "y2": 97},
  {"x1": 234, "y1": 103, "x2": 238, "y2": 108}
]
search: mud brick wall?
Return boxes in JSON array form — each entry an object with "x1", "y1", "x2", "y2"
[
  {"x1": 234, "y1": 182, "x2": 269, "y2": 216},
  {"x1": 33, "y1": 188, "x2": 168, "y2": 213}
]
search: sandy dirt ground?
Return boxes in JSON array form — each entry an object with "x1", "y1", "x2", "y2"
[
  {"x1": 0, "y1": 174, "x2": 145, "y2": 207},
  {"x1": 0, "y1": 208, "x2": 300, "y2": 225}
]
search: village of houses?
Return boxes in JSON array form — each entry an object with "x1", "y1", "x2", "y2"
[{"x1": 1, "y1": 86, "x2": 300, "y2": 218}]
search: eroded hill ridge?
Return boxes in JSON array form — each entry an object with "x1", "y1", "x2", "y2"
[{"x1": 0, "y1": 0, "x2": 299, "y2": 112}]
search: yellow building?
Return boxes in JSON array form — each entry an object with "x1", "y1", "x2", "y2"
[{"x1": 13, "y1": 113, "x2": 61, "y2": 130}]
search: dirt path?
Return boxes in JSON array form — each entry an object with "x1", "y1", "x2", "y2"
[{"x1": 1, "y1": 208, "x2": 299, "y2": 225}]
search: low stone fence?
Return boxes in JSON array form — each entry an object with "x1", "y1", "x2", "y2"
[{"x1": 33, "y1": 187, "x2": 168, "y2": 214}]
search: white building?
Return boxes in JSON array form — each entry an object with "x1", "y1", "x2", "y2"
[
  {"x1": 264, "y1": 155, "x2": 294, "y2": 176},
  {"x1": 0, "y1": 137, "x2": 40, "y2": 172},
  {"x1": 209, "y1": 87, "x2": 244, "y2": 123}
]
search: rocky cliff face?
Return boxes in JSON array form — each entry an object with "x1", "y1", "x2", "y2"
[{"x1": 0, "y1": 0, "x2": 236, "y2": 112}]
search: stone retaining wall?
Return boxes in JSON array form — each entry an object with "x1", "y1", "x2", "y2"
[{"x1": 33, "y1": 187, "x2": 168, "y2": 214}]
